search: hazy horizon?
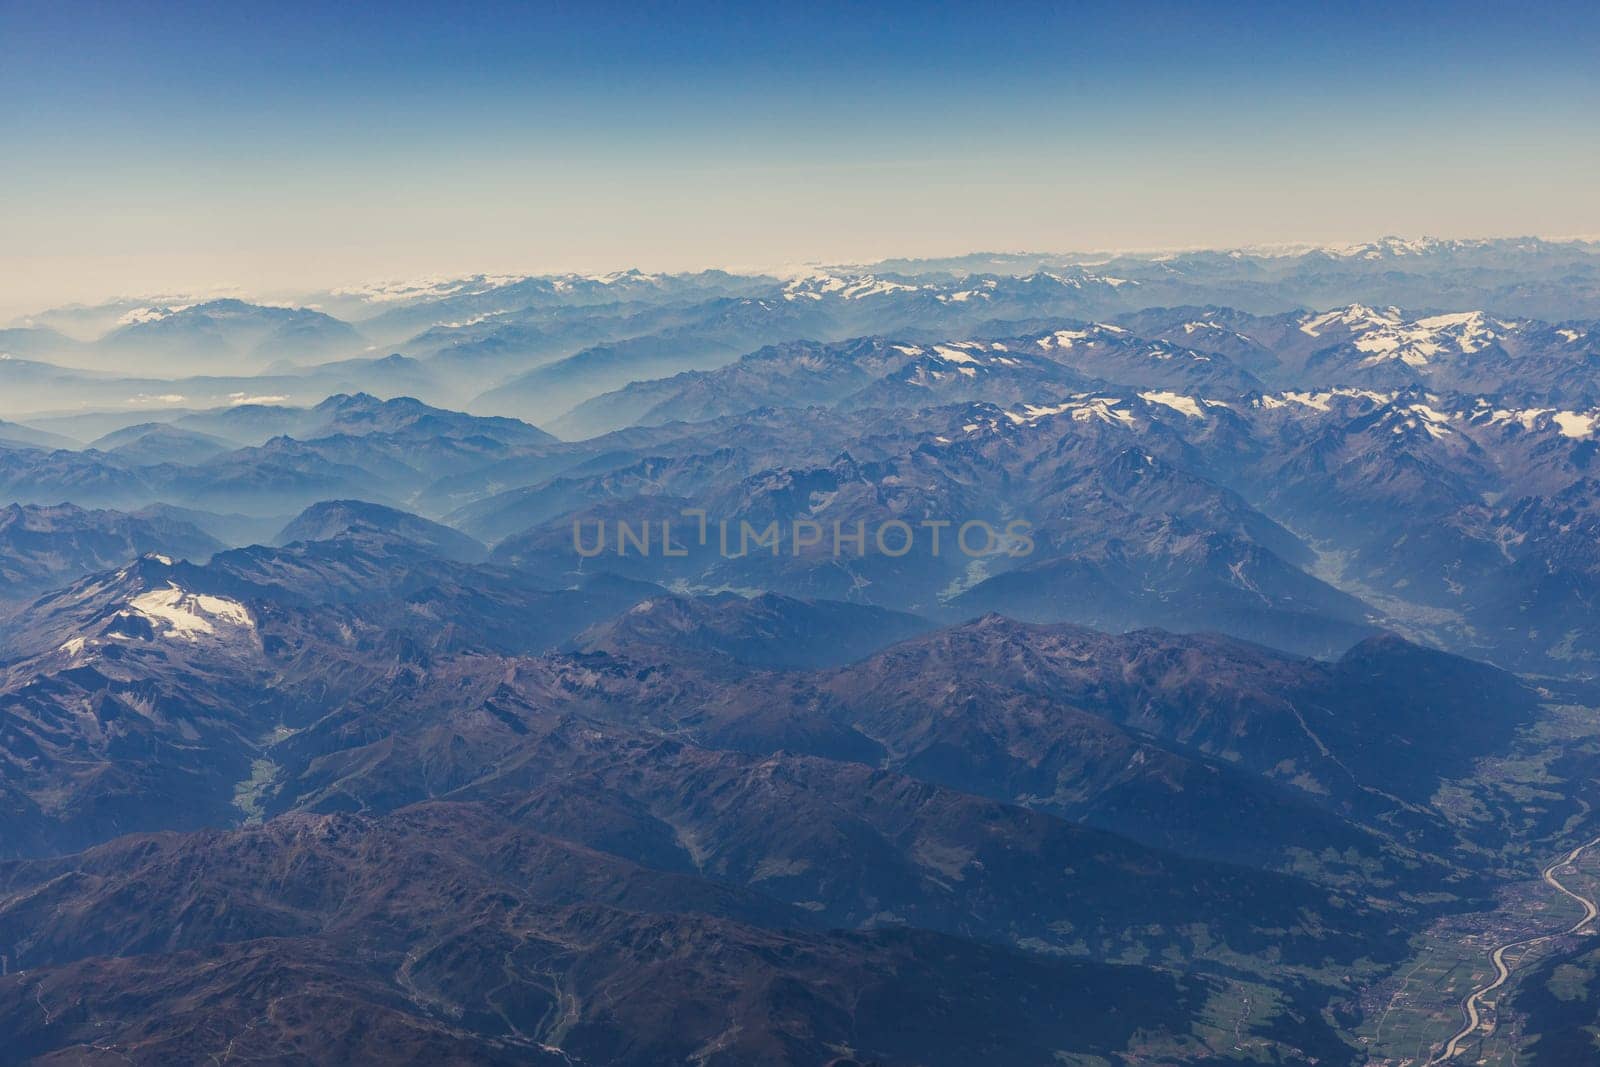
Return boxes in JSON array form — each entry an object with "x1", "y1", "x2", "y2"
[
  {"x1": 9, "y1": 230, "x2": 1600, "y2": 328},
  {"x1": 5, "y1": 1, "x2": 1599, "y2": 317}
]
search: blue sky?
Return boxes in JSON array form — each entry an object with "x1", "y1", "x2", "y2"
[{"x1": 3, "y1": 0, "x2": 1598, "y2": 312}]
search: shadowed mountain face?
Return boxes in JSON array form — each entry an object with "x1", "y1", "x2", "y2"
[
  {"x1": 814, "y1": 618, "x2": 1534, "y2": 822},
  {"x1": 0, "y1": 515, "x2": 1543, "y2": 1062},
  {"x1": 0, "y1": 806, "x2": 1233, "y2": 1066},
  {"x1": 572, "y1": 590, "x2": 933, "y2": 669},
  {"x1": 5, "y1": 240, "x2": 1600, "y2": 1063},
  {"x1": 274, "y1": 499, "x2": 488, "y2": 563},
  {"x1": 0, "y1": 503, "x2": 224, "y2": 604}
]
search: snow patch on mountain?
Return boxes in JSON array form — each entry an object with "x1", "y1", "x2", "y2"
[
  {"x1": 933, "y1": 344, "x2": 981, "y2": 365},
  {"x1": 1553, "y1": 411, "x2": 1598, "y2": 439},
  {"x1": 1359, "y1": 402, "x2": 1459, "y2": 442},
  {"x1": 935, "y1": 279, "x2": 1000, "y2": 304},
  {"x1": 1302, "y1": 306, "x2": 1514, "y2": 367},
  {"x1": 1485, "y1": 407, "x2": 1554, "y2": 431},
  {"x1": 1317, "y1": 236, "x2": 1490, "y2": 260},
  {"x1": 117, "y1": 304, "x2": 195, "y2": 326},
  {"x1": 1035, "y1": 329, "x2": 1090, "y2": 349},
  {"x1": 783, "y1": 273, "x2": 920, "y2": 301},
  {"x1": 1005, "y1": 396, "x2": 1134, "y2": 427},
  {"x1": 1031, "y1": 324, "x2": 1125, "y2": 350},
  {"x1": 1255, "y1": 389, "x2": 1395, "y2": 412},
  {"x1": 1298, "y1": 305, "x2": 1402, "y2": 337},
  {"x1": 1457, "y1": 403, "x2": 1600, "y2": 439},
  {"x1": 1140, "y1": 392, "x2": 1211, "y2": 418},
  {"x1": 124, "y1": 584, "x2": 255, "y2": 641}
]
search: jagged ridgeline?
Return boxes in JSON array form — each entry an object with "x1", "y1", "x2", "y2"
[{"x1": 2, "y1": 237, "x2": 1600, "y2": 1064}]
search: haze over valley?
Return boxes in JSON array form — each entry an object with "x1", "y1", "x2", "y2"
[{"x1": 2, "y1": 236, "x2": 1600, "y2": 1062}]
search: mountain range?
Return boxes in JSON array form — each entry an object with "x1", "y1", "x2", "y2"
[{"x1": 5, "y1": 237, "x2": 1600, "y2": 1063}]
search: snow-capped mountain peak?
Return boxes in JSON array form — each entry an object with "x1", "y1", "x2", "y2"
[
  {"x1": 1299, "y1": 305, "x2": 1515, "y2": 368},
  {"x1": 1297, "y1": 304, "x2": 1404, "y2": 338},
  {"x1": 781, "y1": 272, "x2": 921, "y2": 301}
]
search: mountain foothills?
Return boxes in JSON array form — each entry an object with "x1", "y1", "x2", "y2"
[{"x1": 2, "y1": 237, "x2": 1600, "y2": 1063}]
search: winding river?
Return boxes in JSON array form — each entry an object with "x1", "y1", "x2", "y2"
[{"x1": 1431, "y1": 835, "x2": 1600, "y2": 1063}]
